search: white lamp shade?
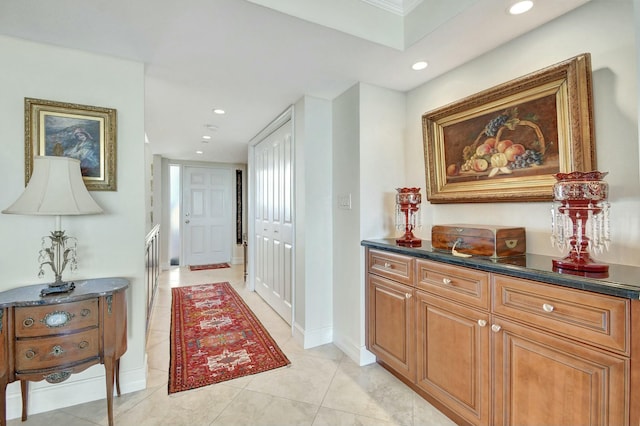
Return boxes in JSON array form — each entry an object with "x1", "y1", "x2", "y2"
[{"x1": 3, "y1": 156, "x2": 103, "y2": 215}]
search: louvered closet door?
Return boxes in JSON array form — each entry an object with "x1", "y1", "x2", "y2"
[{"x1": 254, "y1": 120, "x2": 293, "y2": 324}]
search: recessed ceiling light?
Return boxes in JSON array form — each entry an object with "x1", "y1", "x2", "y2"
[
  {"x1": 508, "y1": 0, "x2": 533, "y2": 15},
  {"x1": 213, "y1": 109, "x2": 225, "y2": 115},
  {"x1": 202, "y1": 135, "x2": 212, "y2": 140},
  {"x1": 412, "y1": 61, "x2": 428, "y2": 71},
  {"x1": 196, "y1": 150, "x2": 204, "y2": 155}
]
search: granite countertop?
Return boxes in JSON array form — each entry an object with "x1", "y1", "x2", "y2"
[
  {"x1": 361, "y1": 239, "x2": 640, "y2": 300},
  {"x1": 0, "y1": 277, "x2": 130, "y2": 307}
]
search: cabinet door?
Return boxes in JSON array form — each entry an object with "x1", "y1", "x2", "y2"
[
  {"x1": 416, "y1": 291, "x2": 490, "y2": 426},
  {"x1": 493, "y1": 318, "x2": 628, "y2": 426},
  {"x1": 367, "y1": 274, "x2": 415, "y2": 381}
]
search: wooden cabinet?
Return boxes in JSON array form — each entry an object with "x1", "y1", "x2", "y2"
[
  {"x1": 492, "y1": 274, "x2": 629, "y2": 426},
  {"x1": 493, "y1": 318, "x2": 627, "y2": 426},
  {"x1": 364, "y1": 246, "x2": 638, "y2": 426},
  {"x1": 415, "y1": 258, "x2": 491, "y2": 426},
  {"x1": 415, "y1": 291, "x2": 490, "y2": 426},
  {"x1": 367, "y1": 250, "x2": 415, "y2": 381},
  {"x1": 0, "y1": 278, "x2": 128, "y2": 426}
]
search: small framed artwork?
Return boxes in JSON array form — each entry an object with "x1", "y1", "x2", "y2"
[
  {"x1": 25, "y1": 98, "x2": 117, "y2": 191},
  {"x1": 422, "y1": 53, "x2": 595, "y2": 203}
]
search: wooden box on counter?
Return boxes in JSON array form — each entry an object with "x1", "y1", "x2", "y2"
[{"x1": 431, "y1": 224, "x2": 526, "y2": 258}]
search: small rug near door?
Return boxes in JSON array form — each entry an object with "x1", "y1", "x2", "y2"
[
  {"x1": 169, "y1": 282, "x2": 290, "y2": 394},
  {"x1": 189, "y1": 263, "x2": 230, "y2": 271}
]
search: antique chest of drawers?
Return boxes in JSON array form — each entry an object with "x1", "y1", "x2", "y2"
[{"x1": 0, "y1": 278, "x2": 128, "y2": 426}]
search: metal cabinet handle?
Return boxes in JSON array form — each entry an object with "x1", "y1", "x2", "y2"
[
  {"x1": 442, "y1": 278, "x2": 452, "y2": 285},
  {"x1": 478, "y1": 319, "x2": 487, "y2": 327},
  {"x1": 405, "y1": 293, "x2": 412, "y2": 299},
  {"x1": 383, "y1": 262, "x2": 391, "y2": 269},
  {"x1": 25, "y1": 349, "x2": 36, "y2": 359},
  {"x1": 542, "y1": 303, "x2": 554, "y2": 313},
  {"x1": 23, "y1": 318, "x2": 34, "y2": 328},
  {"x1": 80, "y1": 309, "x2": 91, "y2": 317},
  {"x1": 78, "y1": 340, "x2": 89, "y2": 349},
  {"x1": 491, "y1": 324, "x2": 502, "y2": 333}
]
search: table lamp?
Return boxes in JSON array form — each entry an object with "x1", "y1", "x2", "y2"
[{"x1": 2, "y1": 156, "x2": 103, "y2": 296}]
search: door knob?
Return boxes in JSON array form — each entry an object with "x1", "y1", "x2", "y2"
[{"x1": 185, "y1": 220, "x2": 190, "y2": 224}]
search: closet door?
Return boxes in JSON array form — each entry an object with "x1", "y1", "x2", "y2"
[{"x1": 254, "y1": 119, "x2": 293, "y2": 324}]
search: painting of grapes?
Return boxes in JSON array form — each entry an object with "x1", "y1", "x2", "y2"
[
  {"x1": 443, "y1": 94, "x2": 559, "y2": 183},
  {"x1": 422, "y1": 54, "x2": 596, "y2": 203}
]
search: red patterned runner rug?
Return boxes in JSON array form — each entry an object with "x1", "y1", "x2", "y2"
[
  {"x1": 169, "y1": 282, "x2": 290, "y2": 393},
  {"x1": 189, "y1": 263, "x2": 230, "y2": 271}
]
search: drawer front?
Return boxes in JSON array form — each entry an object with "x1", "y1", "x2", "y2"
[
  {"x1": 15, "y1": 299, "x2": 99, "y2": 337},
  {"x1": 15, "y1": 328, "x2": 100, "y2": 371},
  {"x1": 416, "y1": 259, "x2": 490, "y2": 310},
  {"x1": 493, "y1": 275, "x2": 628, "y2": 354},
  {"x1": 368, "y1": 249, "x2": 414, "y2": 285}
]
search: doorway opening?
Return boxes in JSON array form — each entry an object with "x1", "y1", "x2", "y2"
[{"x1": 169, "y1": 164, "x2": 181, "y2": 266}]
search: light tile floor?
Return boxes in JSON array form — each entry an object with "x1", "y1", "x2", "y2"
[{"x1": 10, "y1": 265, "x2": 456, "y2": 425}]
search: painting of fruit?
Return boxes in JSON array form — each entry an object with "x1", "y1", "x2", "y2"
[
  {"x1": 421, "y1": 54, "x2": 596, "y2": 203},
  {"x1": 439, "y1": 94, "x2": 560, "y2": 184}
]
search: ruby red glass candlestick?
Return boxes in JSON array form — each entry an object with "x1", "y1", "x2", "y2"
[
  {"x1": 395, "y1": 187, "x2": 422, "y2": 247},
  {"x1": 550, "y1": 171, "x2": 610, "y2": 273}
]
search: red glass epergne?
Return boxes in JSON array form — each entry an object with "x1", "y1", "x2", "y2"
[
  {"x1": 395, "y1": 187, "x2": 422, "y2": 247},
  {"x1": 551, "y1": 171, "x2": 610, "y2": 273}
]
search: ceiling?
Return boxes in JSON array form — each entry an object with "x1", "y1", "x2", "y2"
[{"x1": 0, "y1": 0, "x2": 591, "y2": 164}]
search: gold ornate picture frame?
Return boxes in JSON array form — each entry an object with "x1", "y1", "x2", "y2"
[
  {"x1": 25, "y1": 98, "x2": 117, "y2": 191},
  {"x1": 422, "y1": 53, "x2": 595, "y2": 203}
]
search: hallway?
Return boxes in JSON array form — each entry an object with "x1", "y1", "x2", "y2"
[{"x1": 10, "y1": 265, "x2": 454, "y2": 425}]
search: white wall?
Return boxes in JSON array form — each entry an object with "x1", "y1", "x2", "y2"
[
  {"x1": 405, "y1": 0, "x2": 639, "y2": 266},
  {"x1": 332, "y1": 85, "x2": 361, "y2": 361},
  {"x1": 338, "y1": 0, "x2": 638, "y2": 366},
  {"x1": 0, "y1": 35, "x2": 146, "y2": 418},
  {"x1": 332, "y1": 83, "x2": 406, "y2": 364},
  {"x1": 293, "y1": 96, "x2": 334, "y2": 348}
]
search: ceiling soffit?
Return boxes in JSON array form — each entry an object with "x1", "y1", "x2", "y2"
[
  {"x1": 360, "y1": 0, "x2": 424, "y2": 16},
  {"x1": 245, "y1": 0, "x2": 478, "y2": 50}
]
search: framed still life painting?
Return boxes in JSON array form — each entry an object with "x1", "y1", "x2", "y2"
[
  {"x1": 422, "y1": 54, "x2": 596, "y2": 203},
  {"x1": 24, "y1": 98, "x2": 117, "y2": 191}
]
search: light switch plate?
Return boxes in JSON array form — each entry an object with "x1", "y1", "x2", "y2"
[{"x1": 337, "y1": 193, "x2": 352, "y2": 210}]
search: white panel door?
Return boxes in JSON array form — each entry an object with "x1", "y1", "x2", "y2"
[
  {"x1": 254, "y1": 120, "x2": 293, "y2": 324},
  {"x1": 183, "y1": 166, "x2": 232, "y2": 266}
]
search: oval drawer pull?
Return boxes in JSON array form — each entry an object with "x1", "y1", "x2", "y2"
[
  {"x1": 78, "y1": 340, "x2": 89, "y2": 349},
  {"x1": 23, "y1": 317, "x2": 34, "y2": 328},
  {"x1": 491, "y1": 324, "x2": 502, "y2": 333},
  {"x1": 25, "y1": 349, "x2": 36, "y2": 359},
  {"x1": 542, "y1": 303, "x2": 554, "y2": 313},
  {"x1": 442, "y1": 278, "x2": 452, "y2": 285},
  {"x1": 477, "y1": 319, "x2": 487, "y2": 327}
]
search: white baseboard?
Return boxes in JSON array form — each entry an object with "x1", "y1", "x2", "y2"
[
  {"x1": 333, "y1": 333, "x2": 376, "y2": 366},
  {"x1": 6, "y1": 365, "x2": 147, "y2": 420},
  {"x1": 292, "y1": 322, "x2": 333, "y2": 349}
]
